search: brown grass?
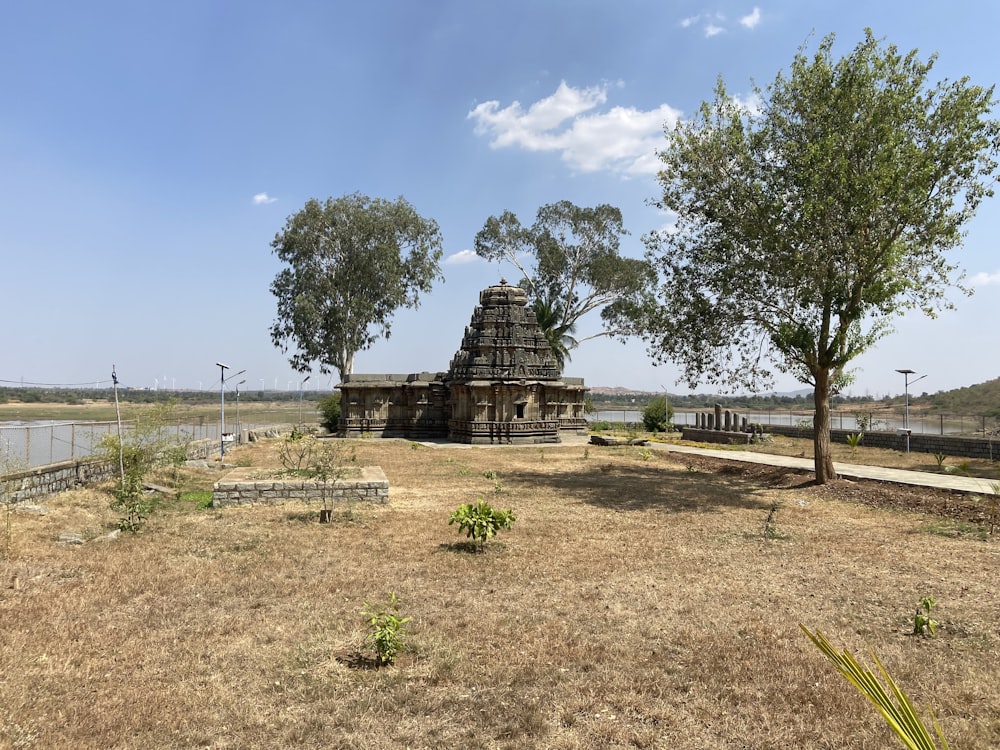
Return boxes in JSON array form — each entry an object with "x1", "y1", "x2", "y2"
[{"x1": 2, "y1": 438, "x2": 999, "y2": 749}]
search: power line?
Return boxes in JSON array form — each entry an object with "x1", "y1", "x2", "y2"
[{"x1": 0, "y1": 378, "x2": 114, "y2": 388}]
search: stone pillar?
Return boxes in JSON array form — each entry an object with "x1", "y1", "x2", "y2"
[
  {"x1": 714, "y1": 404, "x2": 722, "y2": 431},
  {"x1": 724, "y1": 410, "x2": 732, "y2": 431}
]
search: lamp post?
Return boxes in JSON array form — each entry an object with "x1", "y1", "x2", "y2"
[
  {"x1": 217, "y1": 363, "x2": 246, "y2": 459},
  {"x1": 298, "y1": 375, "x2": 311, "y2": 428},
  {"x1": 234, "y1": 379, "x2": 246, "y2": 445},
  {"x1": 895, "y1": 369, "x2": 927, "y2": 453},
  {"x1": 216, "y1": 363, "x2": 228, "y2": 458}
]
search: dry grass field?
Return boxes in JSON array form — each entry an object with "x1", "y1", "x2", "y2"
[{"x1": 2, "y1": 436, "x2": 999, "y2": 749}]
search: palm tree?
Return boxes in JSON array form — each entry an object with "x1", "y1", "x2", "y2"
[{"x1": 531, "y1": 297, "x2": 577, "y2": 372}]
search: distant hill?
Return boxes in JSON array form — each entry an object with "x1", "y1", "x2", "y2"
[{"x1": 923, "y1": 377, "x2": 1000, "y2": 416}]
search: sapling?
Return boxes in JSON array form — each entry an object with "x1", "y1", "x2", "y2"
[
  {"x1": 913, "y1": 597, "x2": 938, "y2": 637},
  {"x1": 449, "y1": 499, "x2": 516, "y2": 551},
  {"x1": 845, "y1": 432, "x2": 864, "y2": 456},
  {"x1": 363, "y1": 592, "x2": 410, "y2": 666}
]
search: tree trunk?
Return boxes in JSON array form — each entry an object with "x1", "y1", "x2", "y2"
[{"x1": 812, "y1": 370, "x2": 837, "y2": 484}]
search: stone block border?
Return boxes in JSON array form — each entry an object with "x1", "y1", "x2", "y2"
[{"x1": 212, "y1": 466, "x2": 389, "y2": 508}]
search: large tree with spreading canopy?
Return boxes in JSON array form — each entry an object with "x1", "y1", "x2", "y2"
[
  {"x1": 474, "y1": 201, "x2": 651, "y2": 370},
  {"x1": 269, "y1": 193, "x2": 444, "y2": 382},
  {"x1": 612, "y1": 30, "x2": 999, "y2": 483}
]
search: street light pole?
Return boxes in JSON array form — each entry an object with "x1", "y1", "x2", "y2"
[
  {"x1": 298, "y1": 374, "x2": 311, "y2": 428},
  {"x1": 235, "y1": 379, "x2": 246, "y2": 445},
  {"x1": 895, "y1": 369, "x2": 927, "y2": 453},
  {"x1": 216, "y1": 362, "x2": 228, "y2": 458},
  {"x1": 217, "y1": 364, "x2": 247, "y2": 459}
]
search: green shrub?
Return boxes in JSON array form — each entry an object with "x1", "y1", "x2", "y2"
[
  {"x1": 363, "y1": 592, "x2": 410, "y2": 666},
  {"x1": 449, "y1": 499, "x2": 516, "y2": 551},
  {"x1": 318, "y1": 393, "x2": 342, "y2": 433},
  {"x1": 642, "y1": 396, "x2": 674, "y2": 433}
]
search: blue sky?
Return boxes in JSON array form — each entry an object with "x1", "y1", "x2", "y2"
[{"x1": 1, "y1": 1, "x2": 997, "y2": 399}]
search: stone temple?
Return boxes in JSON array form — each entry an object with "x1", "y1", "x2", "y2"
[{"x1": 338, "y1": 280, "x2": 588, "y2": 443}]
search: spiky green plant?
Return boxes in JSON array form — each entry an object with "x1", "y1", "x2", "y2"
[{"x1": 801, "y1": 625, "x2": 949, "y2": 750}]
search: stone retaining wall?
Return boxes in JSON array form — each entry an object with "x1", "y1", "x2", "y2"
[
  {"x1": 1, "y1": 459, "x2": 117, "y2": 505},
  {"x1": 212, "y1": 466, "x2": 389, "y2": 507},
  {"x1": 764, "y1": 425, "x2": 1000, "y2": 460},
  {"x1": 1, "y1": 438, "x2": 219, "y2": 504}
]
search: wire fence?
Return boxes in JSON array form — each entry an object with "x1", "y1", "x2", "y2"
[
  {"x1": 0, "y1": 417, "x2": 298, "y2": 471},
  {"x1": 593, "y1": 409, "x2": 1000, "y2": 437}
]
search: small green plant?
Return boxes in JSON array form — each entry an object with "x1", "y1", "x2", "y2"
[
  {"x1": 913, "y1": 597, "x2": 938, "y2": 638},
  {"x1": 801, "y1": 625, "x2": 950, "y2": 750},
  {"x1": 362, "y1": 592, "x2": 411, "y2": 666},
  {"x1": 846, "y1": 431, "x2": 864, "y2": 456},
  {"x1": 638, "y1": 447, "x2": 652, "y2": 461},
  {"x1": 589, "y1": 420, "x2": 612, "y2": 432},
  {"x1": 179, "y1": 490, "x2": 214, "y2": 510},
  {"x1": 582, "y1": 447, "x2": 590, "y2": 460},
  {"x1": 492, "y1": 480, "x2": 504, "y2": 496},
  {"x1": 933, "y1": 453, "x2": 947, "y2": 471},
  {"x1": 449, "y1": 499, "x2": 516, "y2": 551},
  {"x1": 945, "y1": 459, "x2": 971, "y2": 477},
  {"x1": 482, "y1": 469, "x2": 498, "y2": 480}
]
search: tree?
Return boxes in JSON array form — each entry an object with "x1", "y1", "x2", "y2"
[
  {"x1": 642, "y1": 396, "x2": 674, "y2": 433},
  {"x1": 270, "y1": 193, "x2": 444, "y2": 382},
  {"x1": 474, "y1": 201, "x2": 651, "y2": 361},
  {"x1": 612, "y1": 30, "x2": 999, "y2": 484},
  {"x1": 531, "y1": 296, "x2": 578, "y2": 371}
]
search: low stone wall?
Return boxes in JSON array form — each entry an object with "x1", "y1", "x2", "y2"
[
  {"x1": 212, "y1": 466, "x2": 389, "y2": 507},
  {"x1": 0, "y1": 438, "x2": 220, "y2": 504},
  {"x1": 1, "y1": 459, "x2": 116, "y2": 504},
  {"x1": 680, "y1": 428, "x2": 751, "y2": 445},
  {"x1": 765, "y1": 425, "x2": 1000, "y2": 460}
]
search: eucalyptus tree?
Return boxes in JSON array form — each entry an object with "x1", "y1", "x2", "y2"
[
  {"x1": 474, "y1": 201, "x2": 651, "y2": 360},
  {"x1": 612, "y1": 30, "x2": 999, "y2": 483},
  {"x1": 269, "y1": 193, "x2": 444, "y2": 383}
]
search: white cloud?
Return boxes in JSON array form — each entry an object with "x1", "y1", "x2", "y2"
[
  {"x1": 252, "y1": 192, "x2": 277, "y2": 205},
  {"x1": 680, "y1": 14, "x2": 700, "y2": 28},
  {"x1": 704, "y1": 23, "x2": 725, "y2": 38},
  {"x1": 970, "y1": 270, "x2": 1000, "y2": 286},
  {"x1": 444, "y1": 249, "x2": 480, "y2": 265},
  {"x1": 740, "y1": 7, "x2": 762, "y2": 29},
  {"x1": 468, "y1": 82, "x2": 681, "y2": 177}
]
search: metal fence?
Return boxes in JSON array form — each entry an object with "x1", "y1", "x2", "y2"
[
  {"x1": 0, "y1": 420, "x2": 225, "y2": 470},
  {"x1": 0, "y1": 405, "x2": 314, "y2": 472},
  {"x1": 593, "y1": 409, "x2": 1000, "y2": 437}
]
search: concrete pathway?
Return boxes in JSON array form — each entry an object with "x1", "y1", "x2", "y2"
[{"x1": 648, "y1": 441, "x2": 998, "y2": 494}]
